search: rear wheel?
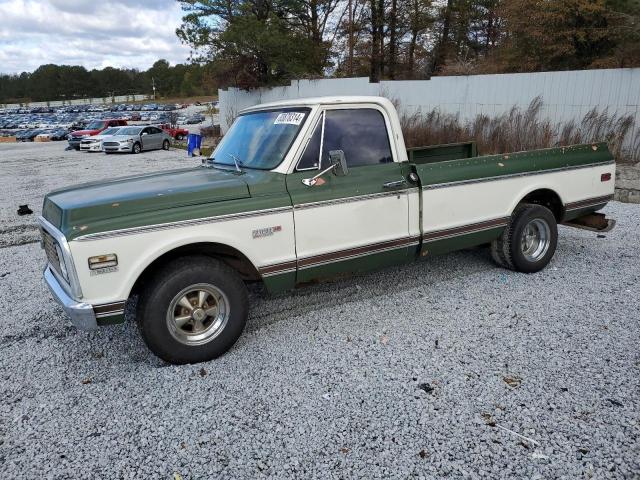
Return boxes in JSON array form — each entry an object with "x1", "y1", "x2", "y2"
[
  {"x1": 491, "y1": 204, "x2": 558, "y2": 273},
  {"x1": 137, "y1": 256, "x2": 248, "y2": 364}
]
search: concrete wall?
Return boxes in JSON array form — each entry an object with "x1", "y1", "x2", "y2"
[
  {"x1": 616, "y1": 165, "x2": 640, "y2": 203},
  {"x1": 2, "y1": 94, "x2": 150, "y2": 108}
]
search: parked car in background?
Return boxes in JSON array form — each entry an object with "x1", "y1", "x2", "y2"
[
  {"x1": 16, "y1": 128, "x2": 43, "y2": 141},
  {"x1": 158, "y1": 123, "x2": 189, "y2": 140},
  {"x1": 48, "y1": 128, "x2": 71, "y2": 141},
  {"x1": 79, "y1": 126, "x2": 125, "y2": 152},
  {"x1": 185, "y1": 115, "x2": 205, "y2": 124},
  {"x1": 68, "y1": 119, "x2": 128, "y2": 150},
  {"x1": 102, "y1": 125, "x2": 172, "y2": 154}
]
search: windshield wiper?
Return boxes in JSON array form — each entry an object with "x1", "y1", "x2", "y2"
[
  {"x1": 204, "y1": 155, "x2": 246, "y2": 174},
  {"x1": 227, "y1": 153, "x2": 243, "y2": 173}
]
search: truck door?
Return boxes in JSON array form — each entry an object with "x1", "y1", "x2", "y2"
[{"x1": 286, "y1": 107, "x2": 416, "y2": 283}]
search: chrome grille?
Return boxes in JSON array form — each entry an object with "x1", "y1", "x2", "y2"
[
  {"x1": 103, "y1": 141, "x2": 120, "y2": 147},
  {"x1": 41, "y1": 228, "x2": 63, "y2": 277}
]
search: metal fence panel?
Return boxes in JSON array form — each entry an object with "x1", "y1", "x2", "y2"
[{"x1": 219, "y1": 69, "x2": 640, "y2": 147}]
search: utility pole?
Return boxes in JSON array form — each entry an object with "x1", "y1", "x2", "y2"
[{"x1": 348, "y1": 0, "x2": 354, "y2": 77}]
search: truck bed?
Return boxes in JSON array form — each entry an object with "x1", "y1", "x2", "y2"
[
  {"x1": 407, "y1": 141, "x2": 477, "y2": 164},
  {"x1": 408, "y1": 142, "x2": 614, "y2": 187}
]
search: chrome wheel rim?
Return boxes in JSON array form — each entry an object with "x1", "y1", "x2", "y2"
[
  {"x1": 521, "y1": 218, "x2": 551, "y2": 262},
  {"x1": 166, "y1": 283, "x2": 229, "y2": 346}
]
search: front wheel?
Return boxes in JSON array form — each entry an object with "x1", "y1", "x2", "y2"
[
  {"x1": 132, "y1": 142, "x2": 141, "y2": 154},
  {"x1": 175, "y1": 134, "x2": 184, "y2": 141},
  {"x1": 491, "y1": 204, "x2": 558, "y2": 273},
  {"x1": 137, "y1": 256, "x2": 248, "y2": 364},
  {"x1": 162, "y1": 139, "x2": 170, "y2": 150}
]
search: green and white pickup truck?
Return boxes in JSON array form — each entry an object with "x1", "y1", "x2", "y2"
[{"x1": 39, "y1": 96, "x2": 616, "y2": 364}]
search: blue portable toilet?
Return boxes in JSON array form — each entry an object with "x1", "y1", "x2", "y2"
[{"x1": 187, "y1": 133, "x2": 202, "y2": 156}]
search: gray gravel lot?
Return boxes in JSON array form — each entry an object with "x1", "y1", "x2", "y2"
[{"x1": 0, "y1": 142, "x2": 639, "y2": 479}]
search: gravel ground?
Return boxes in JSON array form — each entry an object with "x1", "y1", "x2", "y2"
[{"x1": 0, "y1": 143, "x2": 639, "y2": 479}]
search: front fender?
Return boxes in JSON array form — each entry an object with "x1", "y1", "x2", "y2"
[{"x1": 68, "y1": 209, "x2": 295, "y2": 305}]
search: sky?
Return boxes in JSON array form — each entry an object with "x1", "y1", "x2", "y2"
[{"x1": 0, "y1": 0, "x2": 192, "y2": 74}]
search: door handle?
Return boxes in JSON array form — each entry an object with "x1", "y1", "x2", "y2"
[{"x1": 383, "y1": 179, "x2": 407, "y2": 189}]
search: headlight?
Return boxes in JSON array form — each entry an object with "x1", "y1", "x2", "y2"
[
  {"x1": 122, "y1": 139, "x2": 133, "y2": 144},
  {"x1": 54, "y1": 244, "x2": 69, "y2": 280}
]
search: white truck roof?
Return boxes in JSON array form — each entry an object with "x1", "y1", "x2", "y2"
[{"x1": 240, "y1": 96, "x2": 395, "y2": 113}]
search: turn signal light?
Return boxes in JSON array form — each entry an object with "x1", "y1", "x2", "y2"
[
  {"x1": 88, "y1": 254, "x2": 118, "y2": 270},
  {"x1": 601, "y1": 173, "x2": 612, "y2": 182}
]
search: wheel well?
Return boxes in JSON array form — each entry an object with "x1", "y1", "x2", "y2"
[
  {"x1": 519, "y1": 189, "x2": 563, "y2": 221},
  {"x1": 130, "y1": 242, "x2": 261, "y2": 297}
]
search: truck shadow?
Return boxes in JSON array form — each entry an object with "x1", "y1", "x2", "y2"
[{"x1": 244, "y1": 246, "x2": 496, "y2": 334}]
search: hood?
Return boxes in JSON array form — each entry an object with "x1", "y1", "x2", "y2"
[
  {"x1": 108, "y1": 134, "x2": 139, "y2": 140},
  {"x1": 43, "y1": 167, "x2": 251, "y2": 238},
  {"x1": 71, "y1": 129, "x2": 101, "y2": 137},
  {"x1": 87, "y1": 132, "x2": 116, "y2": 141}
]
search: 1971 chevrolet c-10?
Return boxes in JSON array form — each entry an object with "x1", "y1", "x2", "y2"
[{"x1": 39, "y1": 96, "x2": 616, "y2": 364}]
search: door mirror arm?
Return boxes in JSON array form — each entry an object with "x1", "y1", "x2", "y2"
[{"x1": 302, "y1": 150, "x2": 349, "y2": 187}]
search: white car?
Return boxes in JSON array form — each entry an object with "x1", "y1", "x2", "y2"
[{"x1": 79, "y1": 127, "x2": 126, "y2": 152}]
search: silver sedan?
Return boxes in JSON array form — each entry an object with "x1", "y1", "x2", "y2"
[{"x1": 102, "y1": 126, "x2": 172, "y2": 154}]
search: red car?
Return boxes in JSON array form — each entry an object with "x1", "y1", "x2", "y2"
[
  {"x1": 158, "y1": 123, "x2": 189, "y2": 141},
  {"x1": 68, "y1": 119, "x2": 128, "y2": 150}
]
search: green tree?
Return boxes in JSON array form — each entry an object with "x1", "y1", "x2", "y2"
[{"x1": 177, "y1": 0, "x2": 331, "y2": 87}]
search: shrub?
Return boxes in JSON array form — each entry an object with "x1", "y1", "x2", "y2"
[{"x1": 400, "y1": 97, "x2": 639, "y2": 164}]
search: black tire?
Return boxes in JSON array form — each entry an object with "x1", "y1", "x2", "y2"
[
  {"x1": 132, "y1": 142, "x2": 141, "y2": 154},
  {"x1": 175, "y1": 134, "x2": 184, "y2": 141},
  {"x1": 137, "y1": 256, "x2": 248, "y2": 364},
  {"x1": 491, "y1": 203, "x2": 558, "y2": 273},
  {"x1": 162, "y1": 139, "x2": 170, "y2": 150}
]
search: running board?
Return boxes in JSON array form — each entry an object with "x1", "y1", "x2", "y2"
[{"x1": 563, "y1": 212, "x2": 616, "y2": 233}]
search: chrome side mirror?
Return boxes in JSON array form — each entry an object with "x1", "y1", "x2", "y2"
[
  {"x1": 329, "y1": 150, "x2": 348, "y2": 177},
  {"x1": 302, "y1": 150, "x2": 349, "y2": 187}
]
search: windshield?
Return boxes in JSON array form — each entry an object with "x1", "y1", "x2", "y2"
[
  {"x1": 101, "y1": 127, "x2": 121, "y2": 136},
  {"x1": 117, "y1": 127, "x2": 143, "y2": 135},
  {"x1": 86, "y1": 121, "x2": 106, "y2": 129},
  {"x1": 210, "y1": 109, "x2": 310, "y2": 170}
]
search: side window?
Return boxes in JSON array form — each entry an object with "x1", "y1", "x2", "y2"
[
  {"x1": 296, "y1": 117, "x2": 322, "y2": 170},
  {"x1": 322, "y1": 109, "x2": 393, "y2": 167}
]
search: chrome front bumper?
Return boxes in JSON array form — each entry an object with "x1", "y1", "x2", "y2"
[{"x1": 44, "y1": 266, "x2": 98, "y2": 330}]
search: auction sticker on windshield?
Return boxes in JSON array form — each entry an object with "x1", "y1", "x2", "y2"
[{"x1": 274, "y1": 112, "x2": 305, "y2": 125}]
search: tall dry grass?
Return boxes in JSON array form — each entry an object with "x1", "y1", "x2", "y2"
[{"x1": 400, "y1": 97, "x2": 640, "y2": 164}]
